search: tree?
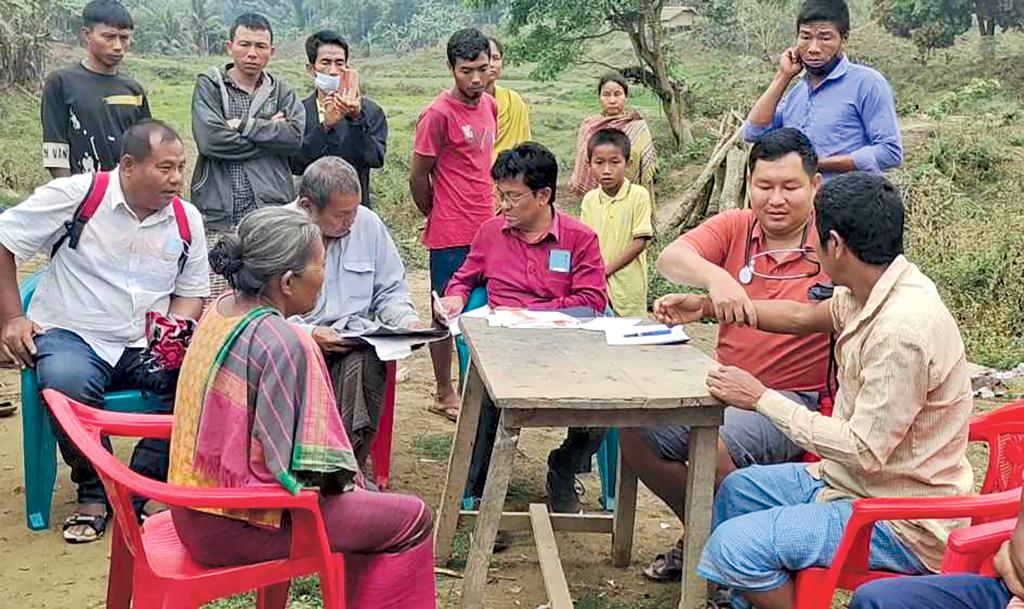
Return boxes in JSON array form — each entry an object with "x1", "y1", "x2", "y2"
[
  {"x1": 0, "y1": 0, "x2": 53, "y2": 86},
  {"x1": 475, "y1": 0, "x2": 694, "y2": 147},
  {"x1": 877, "y1": 0, "x2": 1024, "y2": 58}
]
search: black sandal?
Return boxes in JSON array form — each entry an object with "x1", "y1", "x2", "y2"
[
  {"x1": 62, "y1": 511, "x2": 108, "y2": 544},
  {"x1": 642, "y1": 540, "x2": 684, "y2": 582}
]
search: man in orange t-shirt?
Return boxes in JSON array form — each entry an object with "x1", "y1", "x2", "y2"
[{"x1": 622, "y1": 128, "x2": 831, "y2": 582}]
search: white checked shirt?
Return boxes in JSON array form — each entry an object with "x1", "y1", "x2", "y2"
[{"x1": 0, "y1": 170, "x2": 210, "y2": 366}]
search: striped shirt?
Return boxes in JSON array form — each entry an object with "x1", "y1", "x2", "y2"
[{"x1": 756, "y1": 255, "x2": 974, "y2": 571}]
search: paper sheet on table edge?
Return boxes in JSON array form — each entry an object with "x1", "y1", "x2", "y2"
[
  {"x1": 604, "y1": 324, "x2": 690, "y2": 346},
  {"x1": 449, "y1": 305, "x2": 492, "y2": 337}
]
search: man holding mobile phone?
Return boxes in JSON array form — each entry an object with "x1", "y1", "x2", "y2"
[
  {"x1": 290, "y1": 30, "x2": 388, "y2": 209},
  {"x1": 744, "y1": 0, "x2": 902, "y2": 181}
]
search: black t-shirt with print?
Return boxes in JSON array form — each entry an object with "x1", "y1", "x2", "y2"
[{"x1": 41, "y1": 63, "x2": 152, "y2": 174}]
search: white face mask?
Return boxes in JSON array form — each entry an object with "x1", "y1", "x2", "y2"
[{"x1": 314, "y1": 71, "x2": 340, "y2": 93}]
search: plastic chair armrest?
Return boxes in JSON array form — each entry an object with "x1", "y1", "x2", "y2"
[
  {"x1": 817, "y1": 490, "x2": 1022, "y2": 593},
  {"x1": 944, "y1": 517, "x2": 1017, "y2": 567},
  {"x1": 72, "y1": 407, "x2": 174, "y2": 440}
]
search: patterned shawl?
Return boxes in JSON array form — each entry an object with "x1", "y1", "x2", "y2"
[
  {"x1": 169, "y1": 298, "x2": 360, "y2": 527},
  {"x1": 570, "y1": 110, "x2": 658, "y2": 198}
]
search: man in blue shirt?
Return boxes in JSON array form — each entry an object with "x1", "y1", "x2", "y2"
[{"x1": 744, "y1": 0, "x2": 902, "y2": 180}]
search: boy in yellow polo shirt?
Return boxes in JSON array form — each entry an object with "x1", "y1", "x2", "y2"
[{"x1": 580, "y1": 128, "x2": 654, "y2": 317}]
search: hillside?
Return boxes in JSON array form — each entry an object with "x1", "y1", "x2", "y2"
[{"x1": 1, "y1": 22, "x2": 1022, "y2": 367}]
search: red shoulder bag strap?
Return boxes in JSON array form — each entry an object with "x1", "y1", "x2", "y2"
[
  {"x1": 50, "y1": 171, "x2": 112, "y2": 258},
  {"x1": 170, "y1": 196, "x2": 192, "y2": 273}
]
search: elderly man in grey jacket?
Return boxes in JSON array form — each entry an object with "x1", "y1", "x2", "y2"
[
  {"x1": 190, "y1": 12, "x2": 305, "y2": 232},
  {"x1": 289, "y1": 156, "x2": 423, "y2": 469}
]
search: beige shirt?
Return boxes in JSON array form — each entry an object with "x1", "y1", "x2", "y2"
[
  {"x1": 0, "y1": 171, "x2": 210, "y2": 365},
  {"x1": 756, "y1": 255, "x2": 974, "y2": 572}
]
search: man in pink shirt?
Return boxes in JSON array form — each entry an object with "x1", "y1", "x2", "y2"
[
  {"x1": 435, "y1": 142, "x2": 609, "y2": 517},
  {"x1": 409, "y1": 27, "x2": 497, "y2": 422}
]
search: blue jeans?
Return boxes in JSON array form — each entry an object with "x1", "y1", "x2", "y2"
[
  {"x1": 698, "y1": 463, "x2": 929, "y2": 608},
  {"x1": 850, "y1": 575, "x2": 1011, "y2": 609},
  {"x1": 429, "y1": 245, "x2": 471, "y2": 294},
  {"x1": 35, "y1": 329, "x2": 177, "y2": 510}
]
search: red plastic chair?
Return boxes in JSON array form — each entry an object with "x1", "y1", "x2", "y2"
[
  {"x1": 792, "y1": 398, "x2": 1024, "y2": 609},
  {"x1": 369, "y1": 361, "x2": 398, "y2": 489},
  {"x1": 942, "y1": 516, "x2": 1017, "y2": 576},
  {"x1": 42, "y1": 389, "x2": 345, "y2": 609}
]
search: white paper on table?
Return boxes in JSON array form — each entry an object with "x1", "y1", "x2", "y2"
[
  {"x1": 579, "y1": 317, "x2": 643, "y2": 332},
  {"x1": 486, "y1": 309, "x2": 581, "y2": 329},
  {"x1": 448, "y1": 305, "x2": 492, "y2": 337},
  {"x1": 605, "y1": 323, "x2": 690, "y2": 346}
]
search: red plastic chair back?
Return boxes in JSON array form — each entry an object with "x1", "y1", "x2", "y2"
[
  {"x1": 46, "y1": 389, "x2": 163, "y2": 574},
  {"x1": 42, "y1": 389, "x2": 344, "y2": 609},
  {"x1": 969, "y1": 400, "x2": 1024, "y2": 497},
  {"x1": 369, "y1": 361, "x2": 398, "y2": 489},
  {"x1": 793, "y1": 399, "x2": 1024, "y2": 609}
]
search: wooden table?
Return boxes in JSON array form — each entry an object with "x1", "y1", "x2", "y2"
[{"x1": 434, "y1": 318, "x2": 726, "y2": 609}]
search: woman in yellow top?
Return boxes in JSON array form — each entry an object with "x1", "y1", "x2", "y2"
[
  {"x1": 487, "y1": 37, "x2": 531, "y2": 154},
  {"x1": 571, "y1": 72, "x2": 657, "y2": 198}
]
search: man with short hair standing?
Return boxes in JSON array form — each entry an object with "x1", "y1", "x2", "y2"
[
  {"x1": 0, "y1": 120, "x2": 210, "y2": 544},
  {"x1": 409, "y1": 27, "x2": 496, "y2": 422},
  {"x1": 42, "y1": 0, "x2": 151, "y2": 178},
  {"x1": 290, "y1": 30, "x2": 388, "y2": 209},
  {"x1": 190, "y1": 12, "x2": 304, "y2": 232},
  {"x1": 288, "y1": 156, "x2": 421, "y2": 470},
  {"x1": 744, "y1": 0, "x2": 902, "y2": 179}
]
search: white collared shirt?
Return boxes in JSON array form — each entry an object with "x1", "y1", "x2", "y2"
[{"x1": 0, "y1": 170, "x2": 210, "y2": 365}]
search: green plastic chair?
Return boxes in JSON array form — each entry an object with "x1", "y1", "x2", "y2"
[
  {"x1": 19, "y1": 271, "x2": 160, "y2": 531},
  {"x1": 455, "y1": 286, "x2": 620, "y2": 511}
]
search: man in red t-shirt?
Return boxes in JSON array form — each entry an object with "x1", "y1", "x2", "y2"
[
  {"x1": 623, "y1": 128, "x2": 832, "y2": 582},
  {"x1": 409, "y1": 27, "x2": 497, "y2": 422}
]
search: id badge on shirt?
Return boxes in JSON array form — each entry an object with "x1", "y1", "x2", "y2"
[{"x1": 549, "y1": 249, "x2": 571, "y2": 273}]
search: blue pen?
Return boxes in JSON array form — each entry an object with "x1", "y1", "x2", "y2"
[{"x1": 622, "y1": 328, "x2": 674, "y2": 338}]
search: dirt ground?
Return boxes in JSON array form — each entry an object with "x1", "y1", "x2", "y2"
[{"x1": 0, "y1": 269, "x2": 725, "y2": 609}]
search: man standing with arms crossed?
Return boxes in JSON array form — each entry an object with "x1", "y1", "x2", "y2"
[
  {"x1": 190, "y1": 12, "x2": 304, "y2": 232},
  {"x1": 409, "y1": 27, "x2": 496, "y2": 422}
]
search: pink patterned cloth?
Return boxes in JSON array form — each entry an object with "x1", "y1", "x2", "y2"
[{"x1": 144, "y1": 311, "x2": 196, "y2": 372}]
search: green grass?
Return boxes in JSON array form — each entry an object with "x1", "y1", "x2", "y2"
[{"x1": 412, "y1": 432, "x2": 453, "y2": 461}]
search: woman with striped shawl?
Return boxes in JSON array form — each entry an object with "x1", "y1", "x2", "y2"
[
  {"x1": 570, "y1": 72, "x2": 658, "y2": 198},
  {"x1": 168, "y1": 207, "x2": 435, "y2": 608}
]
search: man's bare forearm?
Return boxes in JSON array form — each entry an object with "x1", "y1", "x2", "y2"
[
  {"x1": 747, "y1": 74, "x2": 792, "y2": 127},
  {"x1": 657, "y1": 240, "x2": 732, "y2": 289},
  {"x1": 409, "y1": 172, "x2": 433, "y2": 216},
  {"x1": 751, "y1": 299, "x2": 835, "y2": 335},
  {"x1": 0, "y1": 247, "x2": 24, "y2": 323},
  {"x1": 168, "y1": 296, "x2": 203, "y2": 320}
]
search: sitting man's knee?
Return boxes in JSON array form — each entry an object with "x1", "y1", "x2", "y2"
[{"x1": 848, "y1": 579, "x2": 893, "y2": 609}]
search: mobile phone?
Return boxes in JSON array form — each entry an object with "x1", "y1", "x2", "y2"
[{"x1": 339, "y1": 70, "x2": 355, "y2": 97}]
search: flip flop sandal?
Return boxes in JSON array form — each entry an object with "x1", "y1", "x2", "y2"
[
  {"x1": 427, "y1": 403, "x2": 459, "y2": 422},
  {"x1": 642, "y1": 543, "x2": 684, "y2": 582},
  {"x1": 0, "y1": 402, "x2": 16, "y2": 417},
  {"x1": 62, "y1": 511, "x2": 108, "y2": 544}
]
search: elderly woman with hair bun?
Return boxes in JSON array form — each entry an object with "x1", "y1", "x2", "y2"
[{"x1": 167, "y1": 207, "x2": 435, "y2": 608}]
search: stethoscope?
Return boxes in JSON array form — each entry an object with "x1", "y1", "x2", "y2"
[{"x1": 737, "y1": 219, "x2": 822, "y2": 285}]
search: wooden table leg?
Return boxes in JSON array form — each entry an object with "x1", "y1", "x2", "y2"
[
  {"x1": 434, "y1": 362, "x2": 488, "y2": 566},
  {"x1": 460, "y1": 410, "x2": 521, "y2": 609},
  {"x1": 611, "y1": 449, "x2": 638, "y2": 568},
  {"x1": 679, "y1": 425, "x2": 718, "y2": 609}
]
